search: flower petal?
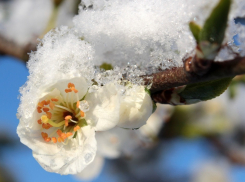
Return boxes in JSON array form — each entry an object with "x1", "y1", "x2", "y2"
[
  {"x1": 85, "y1": 83, "x2": 121, "y2": 131},
  {"x1": 118, "y1": 86, "x2": 153, "y2": 128},
  {"x1": 75, "y1": 153, "x2": 104, "y2": 180},
  {"x1": 96, "y1": 127, "x2": 140, "y2": 158},
  {"x1": 32, "y1": 126, "x2": 97, "y2": 175},
  {"x1": 49, "y1": 77, "x2": 88, "y2": 103}
]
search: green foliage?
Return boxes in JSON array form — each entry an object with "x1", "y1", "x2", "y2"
[
  {"x1": 189, "y1": 21, "x2": 201, "y2": 43},
  {"x1": 179, "y1": 77, "x2": 233, "y2": 102},
  {"x1": 189, "y1": 0, "x2": 231, "y2": 59},
  {"x1": 199, "y1": 0, "x2": 231, "y2": 44}
]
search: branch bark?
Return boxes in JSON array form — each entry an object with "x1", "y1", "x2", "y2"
[
  {"x1": 0, "y1": 34, "x2": 36, "y2": 63},
  {"x1": 144, "y1": 56, "x2": 245, "y2": 94}
]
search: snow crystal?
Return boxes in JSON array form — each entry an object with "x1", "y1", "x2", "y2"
[
  {"x1": 74, "y1": 0, "x2": 201, "y2": 71},
  {"x1": 18, "y1": 27, "x2": 95, "y2": 119}
]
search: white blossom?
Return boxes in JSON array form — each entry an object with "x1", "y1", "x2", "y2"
[
  {"x1": 117, "y1": 85, "x2": 153, "y2": 129},
  {"x1": 17, "y1": 77, "x2": 121, "y2": 174}
]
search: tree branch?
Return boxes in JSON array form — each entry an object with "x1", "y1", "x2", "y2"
[
  {"x1": 0, "y1": 34, "x2": 36, "y2": 63},
  {"x1": 144, "y1": 56, "x2": 245, "y2": 95}
]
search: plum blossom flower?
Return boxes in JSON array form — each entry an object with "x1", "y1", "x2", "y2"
[
  {"x1": 118, "y1": 85, "x2": 153, "y2": 129},
  {"x1": 17, "y1": 77, "x2": 121, "y2": 174}
]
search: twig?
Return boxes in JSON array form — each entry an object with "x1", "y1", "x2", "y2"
[
  {"x1": 0, "y1": 34, "x2": 36, "y2": 63},
  {"x1": 144, "y1": 56, "x2": 245, "y2": 94}
]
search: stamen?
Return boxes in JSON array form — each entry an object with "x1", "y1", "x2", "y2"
[
  {"x1": 66, "y1": 132, "x2": 73, "y2": 137},
  {"x1": 51, "y1": 98, "x2": 59, "y2": 102},
  {"x1": 80, "y1": 111, "x2": 85, "y2": 117},
  {"x1": 45, "y1": 137, "x2": 51, "y2": 142},
  {"x1": 65, "y1": 89, "x2": 72, "y2": 93},
  {"x1": 70, "y1": 119, "x2": 77, "y2": 124},
  {"x1": 46, "y1": 112, "x2": 52, "y2": 119},
  {"x1": 58, "y1": 137, "x2": 63, "y2": 142},
  {"x1": 68, "y1": 83, "x2": 75, "y2": 88},
  {"x1": 76, "y1": 101, "x2": 80, "y2": 108},
  {"x1": 41, "y1": 100, "x2": 46, "y2": 106},
  {"x1": 49, "y1": 102, "x2": 55, "y2": 110},
  {"x1": 41, "y1": 132, "x2": 51, "y2": 142},
  {"x1": 74, "y1": 125, "x2": 80, "y2": 132},
  {"x1": 41, "y1": 132, "x2": 48, "y2": 139},
  {"x1": 52, "y1": 137, "x2": 57, "y2": 143},
  {"x1": 38, "y1": 102, "x2": 44, "y2": 108},
  {"x1": 42, "y1": 123, "x2": 52, "y2": 129},
  {"x1": 65, "y1": 120, "x2": 68, "y2": 127},
  {"x1": 45, "y1": 100, "x2": 50, "y2": 105},
  {"x1": 37, "y1": 119, "x2": 42, "y2": 124},
  {"x1": 65, "y1": 115, "x2": 72, "y2": 120},
  {"x1": 55, "y1": 105, "x2": 73, "y2": 113},
  {"x1": 43, "y1": 107, "x2": 50, "y2": 112},
  {"x1": 57, "y1": 129, "x2": 62, "y2": 137},
  {"x1": 61, "y1": 133, "x2": 67, "y2": 140},
  {"x1": 71, "y1": 87, "x2": 78, "y2": 93},
  {"x1": 37, "y1": 107, "x2": 42, "y2": 113}
]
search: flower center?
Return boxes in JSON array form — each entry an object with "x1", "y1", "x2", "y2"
[{"x1": 36, "y1": 82, "x2": 88, "y2": 144}]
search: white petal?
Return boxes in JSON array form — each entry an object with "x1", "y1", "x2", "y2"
[
  {"x1": 75, "y1": 153, "x2": 104, "y2": 180},
  {"x1": 117, "y1": 86, "x2": 153, "y2": 128},
  {"x1": 85, "y1": 83, "x2": 121, "y2": 131},
  {"x1": 96, "y1": 127, "x2": 139, "y2": 158},
  {"x1": 49, "y1": 77, "x2": 88, "y2": 103},
  {"x1": 139, "y1": 104, "x2": 173, "y2": 140},
  {"x1": 32, "y1": 126, "x2": 97, "y2": 175}
]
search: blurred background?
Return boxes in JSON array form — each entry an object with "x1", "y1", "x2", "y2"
[{"x1": 1, "y1": 0, "x2": 245, "y2": 182}]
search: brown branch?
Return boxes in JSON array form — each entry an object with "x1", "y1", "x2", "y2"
[
  {"x1": 0, "y1": 34, "x2": 36, "y2": 63},
  {"x1": 145, "y1": 56, "x2": 245, "y2": 94}
]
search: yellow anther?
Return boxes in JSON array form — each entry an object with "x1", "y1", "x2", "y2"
[
  {"x1": 45, "y1": 137, "x2": 51, "y2": 142},
  {"x1": 66, "y1": 132, "x2": 73, "y2": 137},
  {"x1": 46, "y1": 112, "x2": 52, "y2": 119},
  {"x1": 68, "y1": 83, "x2": 75, "y2": 88},
  {"x1": 43, "y1": 107, "x2": 49, "y2": 112},
  {"x1": 42, "y1": 123, "x2": 52, "y2": 129},
  {"x1": 37, "y1": 119, "x2": 42, "y2": 124},
  {"x1": 45, "y1": 100, "x2": 50, "y2": 105},
  {"x1": 49, "y1": 102, "x2": 55, "y2": 110},
  {"x1": 74, "y1": 125, "x2": 80, "y2": 132},
  {"x1": 65, "y1": 89, "x2": 72, "y2": 93},
  {"x1": 58, "y1": 137, "x2": 63, "y2": 142},
  {"x1": 65, "y1": 115, "x2": 72, "y2": 120},
  {"x1": 52, "y1": 137, "x2": 57, "y2": 143},
  {"x1": 61, "y1": 133, "x2": 67, "y2": 140},
  {"x1": 76, "y1": 101, "x2": 80, "y2": 108},
  {"x1": 80, "y1": 111, "x2": 85, "y2": 117},
  {"x1": 65, "y1": 120, "x2": 68, "y2": 127},
  {"x1": 51, "y1": 98, "x2": 58, "y2": 102},
  {"x1": 38, "y1": 102, "x2": 44, "y2": 108},
  {"x1": 41, "y1": 115, "x2": 49, "y2": 124},
  {"x1": 57, "y1": 129, "x2": 62, "y2": 137},
  {"x1": 71, "y1": 87, "x2": 78, "y2": 93},
  {"x1": 37, "y1": 107, "x2": 42, "y2": 113}
]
